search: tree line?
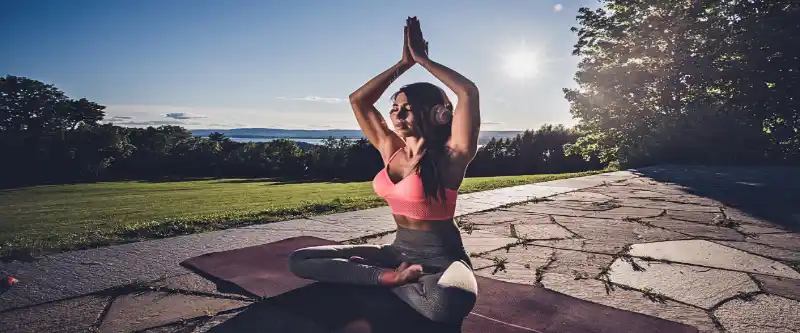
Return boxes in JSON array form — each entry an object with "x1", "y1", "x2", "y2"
[
  {"x1": 0, "y1": 75, "x2": 602, "y2": 188},
  {"x1": 563, "y1": 0, "x2": 799, "y2": 167}
]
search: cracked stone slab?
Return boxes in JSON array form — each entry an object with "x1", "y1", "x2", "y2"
[
  {"x1": 618, "y1": 191, "x2": 725, "y2": 207},
  {"x1": 549, "y1": 191, "x2": 615, "y2": 203},
  {"x1": 479, "y1": 222, "x2": 574, "y2": 240},
  {"x1": 472, "y1": 246, "x2": 555, "y2": 285},
  {"x1": 608, "y1": 258, "x2": 759, "y2": 309},
  {"x1": 531, "y1": 238, "x2": 639, "y2": 255},
  {"x1": 723, "y1": 208, "x2": 780, "y2": 227},
  {"x1": 541, "y1": 273, "x2": 719, "y2": 333},
  {"x1": 474, "y1": 243, "x2": 615, "y2": 284},
  {"x1": 584, "y1": 206, "x2": 665, "y2": 219},
  {"x1": 535, "y1": 177, "x2": 613, "y2": 189},
  {"x1": 714, "y1": 294, "x2": 800, "y2": 333},
  {"x1": 247, "y1": 218, "x2": 358, "y2": 234},
  {"x1": 510, "y1": 184, "x2": 582, "y2": 197},
  {"x1": 308, "y1": 207, "x2": 397, "y2": 235},
  {"x1": 362, "y1": 232, "x2": 396, "y2": 245},
  {"x1": 659, "y1": 195, "x2": 723, "y2": 207},
  {"x1": 235, "y1": 218, "x2": 319, "y2": 230},
  {"x1": 455, "y1": 182, "x2": 579, "y2": 213},
  {"x1": 466, "y1": 185, "x2": 552, "y2": 204},
  {"x1": 715, "y1": 241, "x2": 800, "y2": 262},
  {"x1": 628, "y1": 240, "x2": 800, "y2": 279},
  {"x1": 554, "y1": 216, "x2": 690, "y2": 247},
  {"x1": 586, "y1": 186, "x2": 673, "y2": 200},
  {"x1": 541, "y1": 246, "x2": 615, "y2": 280},
  {"x1": 98, "y1": 291, "x2": 250, "y2": 333},
  {"x1": 140, "y1": 318, "x2": 206, "y2": 333},
  {"x1": 0, "y1": 228, "x2": 302, "y2": 311},
  {"x1": 753, "y1": 274, "x2": 800, "y2": 302},
  {"x1": 607, "y1": 183, "x2": 691, "y2": 196},
  {"x1": 453, "y1": 200, "x2": 501, "y2": 216},
  {"x1": 148, "y1": 273, "x2": 243, "y2": 298},
  {"x1": 501, "y1": 201, "x2": 593, "y2": 217},
  {"x1": 473, "y1": 262, "x2": 541, "y2": 285},
  {"x1": 642, "y1": 216, "x2": 745, "y2": 240},
  {"x1": 610, "y1": 198, "x2": 721, "y2": 212},
  {"x1": 546, "y1": 200, "x2": 623, "y2": 212},
  {"x1": 191, "y1": 302, "x2": 327, "y2": 333},
  {"x1": 457, "y1": 210, "x2": 552, "y2": 226},
  {"x1": 0, "y1": 295, "x2": 110, "y2": 333},
  {"x1": 746, "y1": 233, "x2": 800, "y2": 252},
  {"x1": 736, "y1": 224, "x2": 790, "y2": 234},
  {"x1": 667, "y1": 210, "x2": 725, "y2": 224},
  {"x1": 460, "y1": 229, "x2": 518, "y2": 255}
]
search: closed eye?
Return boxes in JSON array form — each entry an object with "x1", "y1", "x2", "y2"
[{"x1": 392, "y1": 103, "x2": 411, "y2": 113}]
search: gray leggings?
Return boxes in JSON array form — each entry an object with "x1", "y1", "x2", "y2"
[{"x1": 288, "y1": 227, "x2": 478, "y2": 324}]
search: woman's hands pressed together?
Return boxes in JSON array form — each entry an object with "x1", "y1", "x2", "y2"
[{"x1": 405, "y1": 16, "x2": 429, "y2": 64}]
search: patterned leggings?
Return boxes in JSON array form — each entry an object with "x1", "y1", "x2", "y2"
[{"x1": 288, "y1": 227, "x2": 478, "y2": 324}]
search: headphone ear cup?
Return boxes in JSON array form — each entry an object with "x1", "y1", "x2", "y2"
[{"x1": 431, "y1": 104, "x2": 452, "y2": 125}]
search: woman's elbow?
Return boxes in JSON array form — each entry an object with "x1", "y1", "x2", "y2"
[
  {"x1": 348, "y1": 93, "x2": 361, "y2": 104},
  {"x1": 456, "y1": 83, "x2": 479, "y2": 99}
]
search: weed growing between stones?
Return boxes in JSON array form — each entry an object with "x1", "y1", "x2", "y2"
[
  {"x1": 573, "y1": 270, "x2": 590, "y2": 280},
  {"x1": 346, "y1": 237, "x2": 368, "y2": 245},
  {"x1": 455, "y1": 216, "x2": 477, "y2": 234},
  {"x1": 491, "y1": 256, "x2": 508, "y2": 275},
  {"x1": 640, "y1": 287, "x2": 667, "y2": 303},
  {"x1": 534, "y1": 253, "x2": 557, "y2": 287}
]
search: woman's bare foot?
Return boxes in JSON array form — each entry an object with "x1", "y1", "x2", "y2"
[{"x1": 378, "y1": 262, "x2": 423, "y2": 286}]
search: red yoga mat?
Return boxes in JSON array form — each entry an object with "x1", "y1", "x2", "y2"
[{"x1": 181, "y1": 236, "x2": 699, "y2": 333}]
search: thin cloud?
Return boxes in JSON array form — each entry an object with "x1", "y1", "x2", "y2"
[
  {"x1": 553, "y1": 4, "x2": 563, "y2": 12},
  {"x1": 276, "y1": 96, "x2": 346, "y2": 103},
  {"x1": 103, "y1": 104, "x2": 359, "y2": 130},
  {"x1": 482, "y1": 121, "x2": 502, "y2": 125},
  {"x1": 107, "y1": 116, "x2": 133, "y2": 121},
  {"x1": 165, "y1": 112, "x2": 207, "y2": 120}
]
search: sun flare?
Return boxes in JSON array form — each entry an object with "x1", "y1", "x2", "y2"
[{"x1": 504, "y1": 51, "x2": 538, "y2": 79}]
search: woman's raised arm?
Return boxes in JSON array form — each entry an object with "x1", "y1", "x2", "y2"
[
  {"x1": 406, "y1": 17, "x2": 480, "y2": 163},
  {"x1": 348, "y1": 26, "x2": 415, "y2": 160}
]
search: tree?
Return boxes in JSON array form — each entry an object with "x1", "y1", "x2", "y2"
[
  {"x1": 208, "y1": 132, "x2": 228, "y2": 142},
  {"x1": 0, "y1": 75, "x2": 104, "y2": 133},
  {"x1": 563, "y1": 1, "x2": 799, "y2": 167}
]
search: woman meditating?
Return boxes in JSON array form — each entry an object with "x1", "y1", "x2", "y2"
[{"x1": 289, "y1": 16, "x2": 481, "y2": 325}]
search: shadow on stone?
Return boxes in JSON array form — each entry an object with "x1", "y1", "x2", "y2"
[
  {"x1": 633, "y1": 166, "x2": 800, "y2": 232},
  {"x1": 204, "y1": 282, "x2": 457, "y2": 333}
]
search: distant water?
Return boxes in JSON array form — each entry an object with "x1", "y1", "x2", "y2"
[
  {"x1": 229, "y1": 137, "x2": 327, "y2": 145},
  {"x1": 228, "y1": 137, "x2": 484, "y2": 149}
]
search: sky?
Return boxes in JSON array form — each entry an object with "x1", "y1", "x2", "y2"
[{"x1": 2, "y1": 0, "x2": 598, "y2": 131}]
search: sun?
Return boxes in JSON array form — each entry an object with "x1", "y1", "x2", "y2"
[{"x1": 504, "y1": 51, "x2": 538, "y2": 79}]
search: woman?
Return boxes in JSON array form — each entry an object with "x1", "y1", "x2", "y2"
[{"x1": 289, "y1": 16, "x2": 481, "y2": 325}]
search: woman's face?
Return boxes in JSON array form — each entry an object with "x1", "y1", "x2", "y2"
[{"x1": 390, "y1": 92, "x2": 421, "y2": 138}]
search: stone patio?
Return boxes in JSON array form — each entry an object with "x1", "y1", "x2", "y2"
[{"x1": 1, "y1": 166, "x2": 798, "y2": 333}]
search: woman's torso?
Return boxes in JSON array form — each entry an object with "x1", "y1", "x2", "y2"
[{"x1": 376, "y1": 146, "x2": 467, "y2": 232}]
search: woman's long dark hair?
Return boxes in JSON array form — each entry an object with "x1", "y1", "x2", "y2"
[{"x1": 391, "y1": 82, "x2": 453, "y2": 203}]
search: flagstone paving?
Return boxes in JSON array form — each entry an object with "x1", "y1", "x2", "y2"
[{"x1": 1, "y1": 166, "x2": 798, "y2": 333}]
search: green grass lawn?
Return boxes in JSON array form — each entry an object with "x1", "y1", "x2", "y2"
[{"x1": 0, "y1": 170, "x2": 606, "y2": 259}]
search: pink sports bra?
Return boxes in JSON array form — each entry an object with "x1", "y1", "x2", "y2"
[{"x1": 373, "y1": 148, "x2": 459, "y2": 220}]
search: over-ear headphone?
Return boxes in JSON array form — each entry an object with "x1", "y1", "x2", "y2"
[
  {"x1": 432, "y1": 104, "x2": 452, "y2": 125},
  {"x1": 431, "y1": 87, "x2": 453, "y2": 125}
]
